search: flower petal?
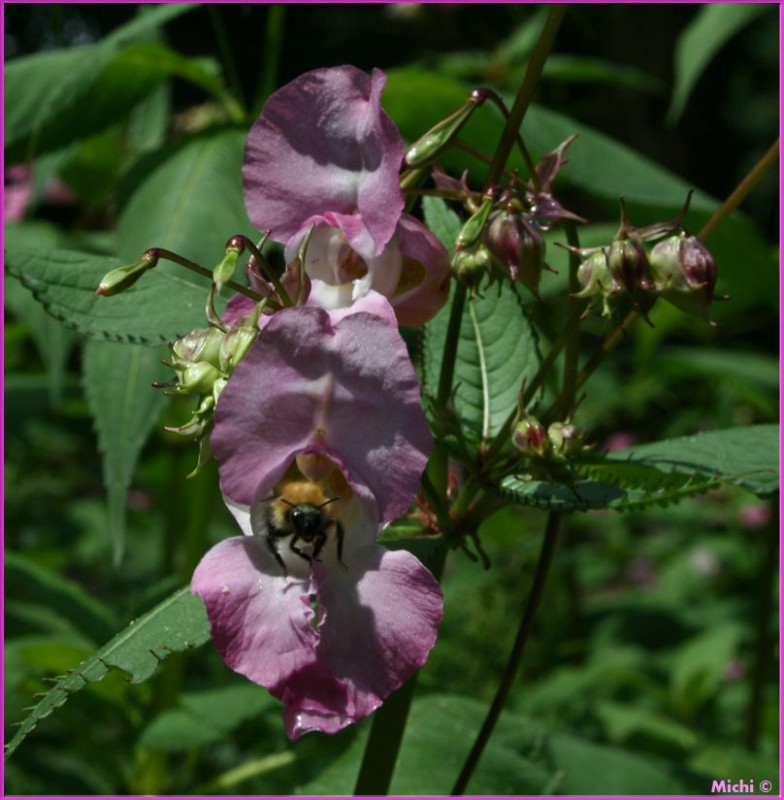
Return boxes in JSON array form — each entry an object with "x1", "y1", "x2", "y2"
[
  {"x1": 191, "y1": 535, "x2": 319, "y2": 693},
  {"x1": 212, "y1": 296, "x2": 432, "y2": 522},
  {"x1": 243, "y1": 66, "x2": 404, "y2": 259},
  {"x1": 391, "y1": 214, "x2": 451, "y2": 326},
  {"x1": 307, "y1": 543, "x2": 444, "y2": 731}
]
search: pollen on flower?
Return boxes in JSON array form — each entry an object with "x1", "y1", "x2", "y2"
[{"x1": 221, "y1": 585, "x2": 230, "y2": 594}]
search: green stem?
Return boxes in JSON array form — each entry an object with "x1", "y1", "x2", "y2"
[
  {"x1": 451, "y1": 512, "x2": 561, "y2": 795},
  {"x1": 698, "y1": 138, "x2": 779, "y2": 242},
  {"x1": 353, "y1": 546, "x2": 448, "y2": 795},
  {"x1": 483, "y1": 4, "x2": 566, "y2": 192},
  {"x1": 252, "y1": 4, "x2": 286, "y2": 117},
  {"x1": 208, "y1": 5, "x2": 247, "y2": 119},
  {"x1": 148, "y1": 248, "x2": 262, "y2": 301}
]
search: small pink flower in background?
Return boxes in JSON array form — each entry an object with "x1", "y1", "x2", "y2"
[
  {"x1": 243, "y1": 65, "x2": 449, "y2": 325},
  {"x1": 193, "y1": 293, "x2": 442, "y2": 738},
  {"x1": 4, "y1": 164, "x2": 34, "y2": 221},
  {"x1": 739, "y1": 502, "x2": 771, "y2": 530}
]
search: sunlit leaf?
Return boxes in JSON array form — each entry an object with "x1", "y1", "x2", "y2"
[
  {"x1": 4, "y1": 586, "x2": 210, "y2": 761},
  {"x1": 82, "y1": 340, "x2": 170, "y2": 561}
]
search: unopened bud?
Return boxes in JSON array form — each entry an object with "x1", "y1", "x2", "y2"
[
  {"x1": 171, "y1": 327, "x2": 224, "y2": 369},
  {"x1": 649, "y1": 233, "x2": 722, "y2": 324},
  {"x1": 95, "y1": 251, "x2": 158, "y2": 296},
  {"x1": 483, "y1": 209, "x2": 545, "y2": 298},
  {"x1": 453, "y1": 244, "x2": 492, "y2": 291},
  {"x1": 404, "y1": 90, "x2": 486, "y2": 168},
  {"x1": 606, "y1": 235, "x2": 653, "y2": 295},
  {"x1": 456, "y1": 198, "x2": 493, "y2": 250},
  {"x1": 219, "y1": 325, "x2": 258, "y2": 373},
  {"x1": 512, "y1": 415, "x2": 548, "y2": 457},
  {"x1": 212, "y1": 240, "x2": 244, "y2": 292}
]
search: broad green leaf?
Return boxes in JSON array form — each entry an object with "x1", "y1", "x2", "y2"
[
  {"x1": 5, "y1": 554, "x2": 116, "y2": 646},
  {"x1": 117, "y1": 127, "x2": 256, "y2": 268},
  {"x1": 4, "y1": 248, "x2": 214, "y2": 344},
  {"x1": 83, "y1": 340, "x2": 170, "y2": 562},
  {"x1": 657, "y1": 347, "x2": 779, "y2": 391},
  {"x1": 4, "y1": 249, "x2": 77, "y2": 404},
  {"x1": 550, "y1": 731, "x2": 698, "y2": 794},
  {"x1": 421, "y1": 194, "x2": 462, "y2": 251},
  {"x1": 421, "y1": 199, "x2": 541, "y2": 440},
  {"x1": 140, "y1": 684, "x2": 275, "y2": 752},
  {"x1": 595, "y1": 700, "x2": 698, "y2": 754},
  {"x1": 4, "y1": 586, "x2": 210, "y2": 761},
  {"x1": 501, "y1": 425, "x2": 778, "y2": 512},
  {"x1": 609, "y1": 424, "x2": 779, "y2": 497},
  {"x1": 667, "y1": 4, "x2": 772, "y2": 124},
  {"x1": 384, "y1": 67, "x2": 716, "y2": 211},
  {"x1": 543, "y1": 55, "x2": 667, "y2": 95},
  {"x1": 425, "y1": 284, "x2": 540, "y2": 439},
  {"x1": 669, "y1": 624, "x2": 746, "y2": 714},
  {"x1": 4, "y1": 4, "x2": 196, "y2": 161},
  {"x1": 302, "y1": 694, "x2": 560, "y2": 795}
]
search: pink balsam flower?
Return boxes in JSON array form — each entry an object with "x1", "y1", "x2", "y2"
[
  {"x1": 193, "y1": 294, "x2": 443, "y2": 738},
  {"x1": 243, "y1": 65, "x2": 449, "y2": 325}
]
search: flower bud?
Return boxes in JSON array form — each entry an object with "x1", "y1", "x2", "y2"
[
  {"x1": 606, "y1": 234, "x2": 654, "y2": 295},
  {"x1": 95, "y1": 251, "x2": 158, "y2": 296},
  {"x1": 547, "y1": 421, "x2": 586, "y2": 458},
  {"x1": 483, "y1": 209, "x2": 545, "y2": 298},
  {"x1": 452, "y1": 243, "x2": 492, "y2": 292},
  {"x1": 455, "y1": 198, "x2": 493, "y2": 250},
  {"x1": 512, "y1": 414, "x2": 548, "y2": 457},
  {"x1": 404, "y1": 91, "x2": 484, "y2": 168},
  {"x1": 649, "y1": 233, "x2": 721, "y2": 323},
  {"x1": 212, "y1": 240, "x2": 244, "y2": 292},
  {"x1": 219, "y1": 325, "x2": 258, "y2": 373},
  {"x1": 171, "y1": 327, "x2": 224, "y2": 369}
]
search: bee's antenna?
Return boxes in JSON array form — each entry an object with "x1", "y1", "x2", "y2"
[{"x1": 319, "y1": 497, "x2": 340, "y2": 509}]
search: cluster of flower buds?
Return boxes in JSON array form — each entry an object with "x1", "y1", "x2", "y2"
[
  {"x1": 434, "y1": 133, "x2": 583, "y2": 299},
  {"x1": 566, "y1": 197, "x2": 725, "y2": 325},
  {"x1": 512, "y1": 413, "x2": 592, "y2": 485},
  {"x1": 156, "y1": 302, "x2": 263, "y2": 473}
]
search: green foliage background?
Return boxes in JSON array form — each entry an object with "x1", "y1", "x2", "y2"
[{"x1": 4, "y1": 4, "x2": 779, "y2": 795}]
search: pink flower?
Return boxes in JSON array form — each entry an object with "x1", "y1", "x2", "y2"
[
  {"x1": 193, "y1": 294, "x2": 442, "y2": 737},
  {"x1": 243, "y1": 65, "x2": 449, "y2": 325}
]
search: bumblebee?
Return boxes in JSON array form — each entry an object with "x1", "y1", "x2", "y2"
[{"x1": 261, "y1": 479, "x2": 346, "y2": 574}]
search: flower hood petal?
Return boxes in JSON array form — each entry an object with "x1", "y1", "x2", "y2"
[
  {"x1": 211, "y1": 294, "x2": 432, "y2": 522},
  {"x1": 243, "y1": 65, "x2": 405, "y2": 260}
]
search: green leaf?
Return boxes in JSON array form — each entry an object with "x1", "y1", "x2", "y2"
[
  {"x1": 669, "y1": 624, "x2": 746, "y2": 714},
  {"x1": 116, "y1": 127, "x2": 256, "y2": 267},
  {"x1": 550, "y1": 731, "x2": 698, "y2": 794},
  {"x1": 5, "y1": 554, "x2": 116, "y2": 646},
  {"x1": 421, "y1": 211, "x2": 540, "y2": 439},
  {"x1": 4, "y1": 4, "x2": 196, "y2": 161},
  {"x1": 543, "y1": 55, "x2": 667, "y2": 96},
  {"x1": 4, "y1": 260, "x2": 77, "y2": 405},
  {"x1": 667, "y1": 4, "x2": 773, "y2": 124},
  {"x1": 609, "y1": 424, "x2": 779, "y2": 498},
  {"x1": 5, "y1": 248, "x2": 216, "y2": 344},
  {"x1": 422, "y1": 194, "x2": 462, "y2": 251},
  {"x1": 384, "y1": 67, "x2": 717, "y2": 211},
  {"x1": 4, "y1": 586, "x2": 210, "y2": 761},
  {"x1": 140, "y1": 684, "x2": 275, "y2": 752},
  {"x1": 302, "y1": 694, "x2": 560, "y2": 795},
  {"x1": 82, "y1": 340, "x2": 170, "y2": 562},
  {"x1": 500, "y1": 425, "x2": 778, "y2": 513}
]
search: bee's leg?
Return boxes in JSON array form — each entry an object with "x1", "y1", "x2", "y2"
[
  {"x1": 289, "y1": 536, "x2": 314, "y2": 565},
  {"x1": 265, "y1": 534, "x2": 289, "y2": 575}
]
